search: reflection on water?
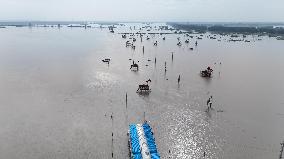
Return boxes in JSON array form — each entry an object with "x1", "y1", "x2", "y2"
[
  {"x1": 87, "y1": 71, "x2": 119, "y2": 90},
  {"x1": 158, "y1": 107, "x2": 225, "y2": 159},
  {"x1": 0, "y1": 23, "x2": 284, "y2": 159}
]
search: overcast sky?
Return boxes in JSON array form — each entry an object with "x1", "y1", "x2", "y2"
[{"x1": 0, "y1": 0, "x2": 283, "y2": 22}]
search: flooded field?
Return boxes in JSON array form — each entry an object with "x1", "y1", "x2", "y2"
[{"x1": 0, "y1": 23, "x2": 284, "y2": 159}]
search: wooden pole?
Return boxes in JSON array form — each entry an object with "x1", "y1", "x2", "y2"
[
  {"x1": 280, "y1": 141, "x2": 284, "y2": 159},
  {"x1": 126, "y1": 93, "x2": 128, "y2": 108},
  {"x1": 111, "y1": 113, "x2": 114, "y2": 158},
  {"x1": 143, "y1": 112, "x2": 146, "y2": 122}
]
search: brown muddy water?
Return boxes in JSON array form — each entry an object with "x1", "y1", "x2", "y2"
[{"x1": 0, "y1": 23, "x2": 284, "y2": 159}]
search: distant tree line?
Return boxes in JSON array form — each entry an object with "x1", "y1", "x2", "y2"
[
  {"x1": 168, "y1": 23, "x2": 284, "y2": 35},
  {"x1": 169, "y1": 24, "x2": 208, "y2": 33}
]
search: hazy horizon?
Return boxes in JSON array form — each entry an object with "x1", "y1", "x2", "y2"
[
  {"x1": 0, "y1": 0, "x2": 284, "y2": 22},
  {"x1": 1, "y1": 20, "x2": 284, "y2": 23}
]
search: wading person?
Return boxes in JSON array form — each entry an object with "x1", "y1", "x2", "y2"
[
  {"x1": 209, "y1": 96, "x2": 213, "y2": 108},
  {"x1": 207, "y1": 98, "x2": 210, "y2": 106}
]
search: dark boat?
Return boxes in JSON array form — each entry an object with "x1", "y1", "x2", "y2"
[
  {"x1": 102, "y1": 58, "x2": 111, "y2": 63},
  {"x1": 200, "y1": 67, "x2": 213, "y2": 77}
]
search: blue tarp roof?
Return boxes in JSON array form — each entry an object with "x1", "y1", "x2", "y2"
[
  {"x1": 129, "y1": 123, "x2": 160, "y2": 159},
  {"x1": 129, "y1": 124, "x2": 141, "y2": 155}
]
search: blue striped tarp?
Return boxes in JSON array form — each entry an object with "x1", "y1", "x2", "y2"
[
  {"x1": 129, "y1": 124, "x2": 141, "y2": 155},
  {"x1": 129, "y1": 123, "x2": 160, "y2": 159}
]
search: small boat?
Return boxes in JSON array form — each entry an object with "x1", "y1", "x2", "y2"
[
  {"x1": 130, "y1": 63, "x2": 139, "y2": 71},
  {"x1": 276, "y1": 36, "x2": 284, "y2": 40},
  {"x1": 102, "y1": 58, "x2": 111, "y2": 63},
  {"x1": 200, "y1": 67, "x2": 213, "y2": 78},
  {"x1": 126, "y1": 41, "x2": 132, "y2": 47},
  {"x1": 137, "y1": 79, "x2": 151, "y2": 93},
  {"x1": 153, "y1": 41, "x2": 158, "y2": 46},
  {"x1": 231, "y1": 34, "x2": 239, "y2": 38},
  {"x1": 132, "y1": 45, "x2": 136, "y2": 50},
  {"x1": 137, "y1": 84, "x2": 150, "y2": 92}
]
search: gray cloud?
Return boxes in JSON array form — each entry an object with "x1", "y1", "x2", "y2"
[{"x1": 0, "y1": 0, "x2": 283, "y2": 22}]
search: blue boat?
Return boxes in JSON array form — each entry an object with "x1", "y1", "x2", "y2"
[{"x1": 128, "y1": 122, "x2": 160, "y2": 159}]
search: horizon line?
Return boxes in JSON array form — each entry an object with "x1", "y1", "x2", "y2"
[{"x1": 0, "y1": 20, "x2": 284, "y2": 24}]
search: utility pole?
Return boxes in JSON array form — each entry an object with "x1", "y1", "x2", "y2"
[
  {"x1": 111, "y1": 112, "x2": 114, "y2": 158},
  {"x1": 126, "y1": 93, "x2": 128, "y2": 108},
  {"x1": 280, "y1": 141, "x2": 284, "y2": 159}
]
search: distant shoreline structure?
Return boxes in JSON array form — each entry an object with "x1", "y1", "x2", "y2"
[
  {"x1": 0, "y1": 21, "x2": 120, "y2": 27},
  {"x1": 167, "y1": 22, "x2": 284, "y2": 36},
  {"x1": 0, "y1": 21, "x2": 284, "y2": 27},
  {"x1": 1, "y1": 21, "x2": 283, "y2": 39}
]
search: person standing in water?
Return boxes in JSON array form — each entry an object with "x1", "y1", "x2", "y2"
[
  {"x1": 209, "y1": 96, "x2": 213, "y2": 108},
  {"x1": 142, "y1": 46, "x2": 144, "y2": 53},
  {"x1": 172, "y1": 52, "x2": 174, "y2": 61},
  {"x1": 207, "y1": 98, "x2": 210, "y2": 106},
  {"x1": 178, "y1": 75, "x2": 181, "y2": 84}
]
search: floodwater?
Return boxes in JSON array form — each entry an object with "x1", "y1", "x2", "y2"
[{"x1": 0, "y1": 23, "x2": 284, "y2": 159}]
